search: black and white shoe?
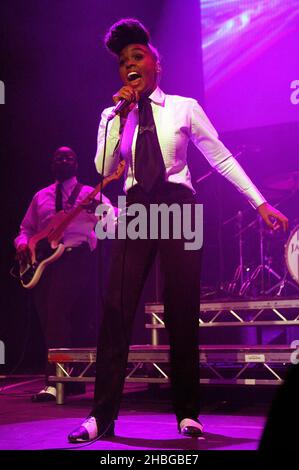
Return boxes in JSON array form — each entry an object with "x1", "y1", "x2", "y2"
[
  {"x1": 31, "y1": 385, "x2": 56, "y2": 402},
  {"x1": 68, "y1": 416, "x2": 115, "y2": 443},
  {"x1": 178, "y1": 418, "x2": 204, "y2": 437}
]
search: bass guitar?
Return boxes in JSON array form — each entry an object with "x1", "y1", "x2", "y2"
[{"x1": 16, "y1": 160, "x2": 125, "y2": 289}]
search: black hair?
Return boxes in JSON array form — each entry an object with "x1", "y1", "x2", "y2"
[{"x1": 104, "y1": 18, "x2": 160, "y2": 62}]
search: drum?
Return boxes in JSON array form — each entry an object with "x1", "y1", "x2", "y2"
[{"x1": 285, "y1": 224, "x2": 299, "y2": 284}]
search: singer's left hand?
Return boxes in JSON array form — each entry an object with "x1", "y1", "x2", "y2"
[{"x1": 257, "y1": 202, "x2": 289, "y2": 232}]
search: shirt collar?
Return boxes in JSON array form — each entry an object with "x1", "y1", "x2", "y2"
[
  {"x1": 56, "y1": 176, "x2": 78, "y2": 191},
  {"x1": 148, "y1": 87, "x2": 166, "y2": 106}
]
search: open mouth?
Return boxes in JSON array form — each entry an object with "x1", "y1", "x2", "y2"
[{"x1": 127, "y1": 72, "x2": 142, "y2": 82}]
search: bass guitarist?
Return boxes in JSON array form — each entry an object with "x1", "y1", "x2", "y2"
[{"x1": 14, "y1": 146, "x2": 115, "y2": 402}]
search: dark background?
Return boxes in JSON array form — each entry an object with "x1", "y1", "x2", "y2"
[{"x1": 1, "y1": 0, "x2": 298, "y2": 373}]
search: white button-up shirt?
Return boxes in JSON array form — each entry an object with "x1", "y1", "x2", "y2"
[
  {"x1": 15, "y1": 177, "x2": 114, "y2": 250},
  {"x1": 95, "y1": 87, "x2": 266, "y2": 208}
]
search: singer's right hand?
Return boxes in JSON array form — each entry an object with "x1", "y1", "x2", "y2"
[{"x1": 112, "y1": 86, "x2": 139, "y2": 118}]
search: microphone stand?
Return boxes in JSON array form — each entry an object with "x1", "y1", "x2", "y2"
[
  {"x1": 227, "y1": 210, "x2": 246, "y2": 295},
  {"x1": 196, "y1": 150, "x2": 242, "y2": 298},
  {"x1": 238, "y1": 211, "x2": 245, "y2": 289}
]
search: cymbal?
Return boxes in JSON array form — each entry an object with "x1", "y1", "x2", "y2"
[{"x1": 263, "y1": 171, "x2": 299, "y2": 192}]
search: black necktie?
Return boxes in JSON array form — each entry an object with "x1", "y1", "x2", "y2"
[
  {"x1": 135, "y1": 97, "x2": 165, "y2": 193},
  {"x1": 55, "y1": 183, "x2": 63, "y2": 212}
]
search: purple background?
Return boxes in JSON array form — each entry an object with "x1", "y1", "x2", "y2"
[
  {"x1": 0, "y1": 0, "x2": 298, "y2": 373},
  {"x1": 201, "y1": 0, "x2": 299, "y2": 131}
]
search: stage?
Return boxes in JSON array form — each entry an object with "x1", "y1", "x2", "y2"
[
  {"x1": 1, "y1": 297, "x2": 297, "y2": 452},
  {"x1": 1, "y1": 0, "x2": 299, "y2": 462},
  {"x1": 0, "y1": 377, "x2": 267, "y2": 451}
]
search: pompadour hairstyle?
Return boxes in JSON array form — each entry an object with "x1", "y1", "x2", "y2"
[{"x1": 104, "y1": 18, "x2": 154, "y2": 56}]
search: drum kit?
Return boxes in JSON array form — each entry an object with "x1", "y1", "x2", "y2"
[{"x1": 226, "y1": 171, "x2": 299, "y2": 297}]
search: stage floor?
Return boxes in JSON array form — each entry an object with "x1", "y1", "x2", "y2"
[{"x1": 0, "y1": 377, "x2": 267, "y2": 451}]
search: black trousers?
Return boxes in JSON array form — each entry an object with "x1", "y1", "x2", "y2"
[
  {"x1": 91, "y1": 183, "x2": 202, "y2": 424},
  {"x1": 33, "y1": 243, "x2": 98, "y2": 377}
]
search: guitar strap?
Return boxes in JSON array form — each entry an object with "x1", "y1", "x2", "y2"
[
  {"x1": 60, "y1": 183, "x2": 83, "y2": 246},
  {"x1": 64, "y1": 182, "x2": 83, "y2": 211}
]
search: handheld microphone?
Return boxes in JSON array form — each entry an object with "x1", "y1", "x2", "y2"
[
  {"x1": 107, "y1": 72, "x2": 140, "y2": 121},
  {"x1": 107, "y1": 99, "x2": 130, "y2": 121}
]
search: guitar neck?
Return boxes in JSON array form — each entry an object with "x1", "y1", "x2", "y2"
[
  {"x1": 57, "y1": 178, "x2": 110, "y2": 230},
  {"x1": 47, "y1": 160, "x2": 125, "y2": 244},
  {"x1": 49, "y1": 176, "x2": 114, "y2": 241}
]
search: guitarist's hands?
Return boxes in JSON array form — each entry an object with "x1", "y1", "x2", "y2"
[
  {"x1": 82, "y1": 198, "x2": 99, "y2": 214},
  {"x1": 16, "y1": 244, "x2": 32, "y2": 266}
]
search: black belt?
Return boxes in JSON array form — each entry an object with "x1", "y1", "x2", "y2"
[{"x1": 127, "y1": 182, "x2": 194, "y2": 204}]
